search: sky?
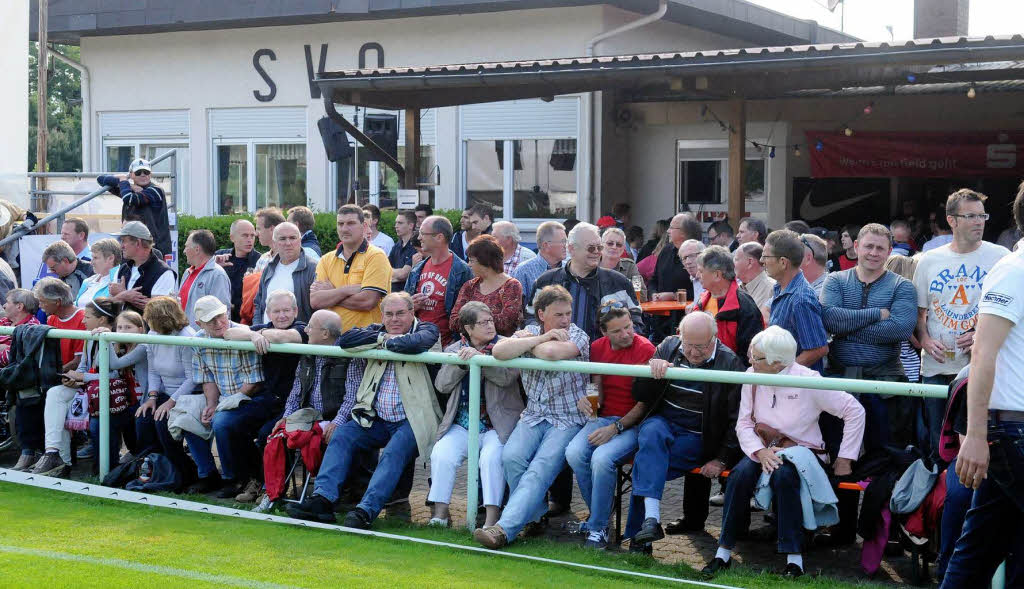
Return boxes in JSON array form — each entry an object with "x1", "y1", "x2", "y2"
[{"x1": 744, "y1": 0, "x2": 1023, "y2": 42}]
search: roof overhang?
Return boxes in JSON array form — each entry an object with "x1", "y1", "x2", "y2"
[{"x1": 315, "y1": 35, "x2": 1024, "y2": 109}]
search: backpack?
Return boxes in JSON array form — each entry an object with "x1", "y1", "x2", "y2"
[{"x1": 125, "y1": 453, "x2": 182, "y2": 493}]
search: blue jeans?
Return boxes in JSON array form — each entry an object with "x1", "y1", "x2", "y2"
[
  {"x1": 624, "y1": 416, "x2": 703, "y2": 540},
  {"x1": 565, "y1": 417, "x2": 638, "y2": 534},
  {"x1": 183, "y1": 394, "x2": 270, "y2": 481},
  {"x1": 313, "y1": 418, "x2": 418, "y2": 520},
  {"x1": 940, "y1": 419, "x2": 1024, "y2": 588},
  {"x1": 920, "y1": 375, "x2": 953, "y2": 465},
  {"x1": 937, "y1": 457, "x2": 972, "y2": 580},
  {"x1": 497, "y1": 420, "x2": 581, "y2": 541},
  {"x1": 89, "y1": 411, "x2": 132, "y2": 469},
  {"x1": 719, "y1": 457, "x2": 804, "y2": 554}
]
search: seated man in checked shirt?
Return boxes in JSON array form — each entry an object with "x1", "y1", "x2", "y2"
[
  {"x1": 474, "y1": 285, "x2": 591, "y2": 549},
  {"x1": 287, "y1": 292, "x2": 442, "y2": 529}
]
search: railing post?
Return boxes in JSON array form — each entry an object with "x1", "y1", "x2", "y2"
[
  {"x1": 465, "y1": 359, "x2": 482, "y2": 530},
  {"x1": 993, "y1": 561, "x2": 1006, "y2": 589},
  {"x1": 97, "y1": 333, "x2": 111, "y2": 479}
]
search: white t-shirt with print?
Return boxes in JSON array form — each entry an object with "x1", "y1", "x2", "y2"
[
  {"x1": 978, "y1": 248, "x2": 1024, "y2": 410},
  {"x1": 913, "y1": 241, "x2": 1009, "y2": 377}
]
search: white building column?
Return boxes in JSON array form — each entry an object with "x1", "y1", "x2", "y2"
[{"x1": 0, "y1": 1, "x2": 29, "y2": 208}]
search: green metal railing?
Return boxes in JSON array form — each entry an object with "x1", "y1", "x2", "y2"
[{"x1": 0, "y1": 326, "x2": 950, "y2": 527}]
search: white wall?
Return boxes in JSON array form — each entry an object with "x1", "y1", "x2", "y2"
[{"x1": 0, "y1": 1, "x2": 29, "y2": 209}]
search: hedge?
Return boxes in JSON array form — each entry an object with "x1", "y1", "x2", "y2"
[{"x1": 177, "y1": 208, "x2": 463, "y2": 274}]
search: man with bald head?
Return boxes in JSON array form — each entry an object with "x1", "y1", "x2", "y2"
[
  {"x1": 253, "y1": 221, "x2": 318, "y2": 323},
  {"x1": 626, "y1": 311, "x2": 745, "y2": 549},
  {"x1": 217, "y1": 218, "x2": 261, "y2": 322}
]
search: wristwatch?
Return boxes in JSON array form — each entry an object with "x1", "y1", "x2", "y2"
[{"x1": 614, "y1": 421, "x2": 625, "y2": 434}]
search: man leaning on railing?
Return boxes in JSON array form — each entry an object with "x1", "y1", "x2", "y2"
[
  {"x1": 288, "y1": 292, "x2": 442, "y2": 530},
  {"x1": 474, "y1": 285, "x2": 590, "y2": 550}
]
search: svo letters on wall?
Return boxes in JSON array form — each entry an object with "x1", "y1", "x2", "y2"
[{"x1": 253, "y1": 49, "x2": 277, "y2": 102}]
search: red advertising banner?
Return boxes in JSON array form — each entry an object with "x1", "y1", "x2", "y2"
[{"x1": 806, "y1": 130, "x2": 1024, "y2": 178}]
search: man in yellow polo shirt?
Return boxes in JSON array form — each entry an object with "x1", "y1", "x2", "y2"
[{"x1": 310, "y1": 204, "x2": 392, "y2": 331}]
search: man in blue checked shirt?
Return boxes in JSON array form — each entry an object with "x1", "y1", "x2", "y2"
[
  {"x1": 474, "y1": 285, "x2": 590, "y2": 549},
  {"x1": 762, "y1": 230, "x2": 829, "y2": 372}
]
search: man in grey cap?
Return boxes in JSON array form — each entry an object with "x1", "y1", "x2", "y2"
[{"x1": 109, "y1": 220, "x2": 175, "y2": 314}]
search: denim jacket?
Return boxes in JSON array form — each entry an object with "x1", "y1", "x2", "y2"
[
  {"x1": 403, "y1": 253, "x2": 473, "y2": 316},
  {"x1": 753, "y1": 445, "x2": 840, "y2": 530}
]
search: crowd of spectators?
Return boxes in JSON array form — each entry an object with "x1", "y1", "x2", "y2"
[{"x1": 5, "y1": 181, "x2": 1024, "y2": 585}]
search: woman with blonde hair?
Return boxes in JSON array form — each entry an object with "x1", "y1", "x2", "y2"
[
  {"x1": 600, "y1": 227, "x2": 647, "y2": 301},
  {"x1": 76, "y1": 238, "x2": 122, "y2": 307}
]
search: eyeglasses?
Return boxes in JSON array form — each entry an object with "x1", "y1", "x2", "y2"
[
  {"x1": 133, "y1": 170, "x2": 150, "y2": 177},
  {"x1": 599, "y1": 300, "x2": 627, "y2": 314},
  {"x1": 471, "y1": 318, "x2": 495, "y2": 326},
  {"x1": 682, "y1": 338, "x2": 715, "y2": 351},
  {"x1": 669, "y1": 225, "x2": 684, "y2": 231},
  {"x1": 584, "y1": 244, "x2": 605, "y2": 254},
  {"x1": 419, "y1": 231, "x2": 439, "y2": 238},
  {"x1": 951, "y1": 213, "x2": 990, "y2": 221},
  {"x1": 760, "y1": 255, "x2": 782, "y2": 262},
  {"x1": 750, "y1": 354, "x2": 767, "y2": 363}
]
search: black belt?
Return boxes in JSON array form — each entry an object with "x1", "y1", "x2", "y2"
[{"x1": 990, "y1": 409, "x2": 1024, "y2": 423}]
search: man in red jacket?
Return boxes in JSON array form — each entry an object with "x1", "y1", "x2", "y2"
[{"x1": 692, "y1": 245, "x2": 764, "y2": 365}]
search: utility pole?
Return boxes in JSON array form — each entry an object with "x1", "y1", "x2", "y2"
[{"x1": 36, "y1": 0, "x2": 48, "y2": 176}]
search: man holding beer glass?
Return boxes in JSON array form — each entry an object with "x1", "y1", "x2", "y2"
[
  {"x1": 914, "y1": 189, "x2": 1009, "y2": 464},
  {"x1": 625, "y1": 312, "x2": 745, "y2": 551},
  {"x1": 565, "y1": 302, "x2": 656, "y2": 549}
]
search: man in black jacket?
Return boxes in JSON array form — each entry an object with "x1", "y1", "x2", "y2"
[
  {"x1": 627, "y1": 311, "x2": 744, "y2": 549},
  {"x1": 110, "y1": 221, "x2": 176, "y2": 314},
  {"x1": 97, "y1": 158, "x2": 172, "y2": 258},
  {"x1": 215, "y1": 219, "x2": 261, "y2": 322},
  {"x1": 531, "y1": 222, "x2": 642, "y2": 341}
]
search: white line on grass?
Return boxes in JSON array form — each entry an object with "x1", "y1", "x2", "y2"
[
  {"x1": 0, "y1": 469, "x2": 743, "y2": 589},
  {"x1": 0, "y1": 544, "x2": 298, "y2": 589}
]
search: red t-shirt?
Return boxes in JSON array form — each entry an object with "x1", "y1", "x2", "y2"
[
  {"x1": 48, "y1": 308, "x2": 86, "y2": 367},
  {"x1": 839, "y1": 253, "x2": 857, "y2": 271},
  {"x1": 416, "y1": 254, "x2": 455, "y2": 345},
  {"x1": 591, "y1": 334, "x2": 656, "y2": 418},
  {"x1": 179, "y1": 266, "x2": 200, "y2": 310}
]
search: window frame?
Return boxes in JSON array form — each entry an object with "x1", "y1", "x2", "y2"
[{"x1": 211, "y1": 137, "x2": 307, "y2": 213}]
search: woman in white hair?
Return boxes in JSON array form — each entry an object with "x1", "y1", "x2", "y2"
[{"x1": 702, "y1": 325, "x2": 865, "y2": 580}]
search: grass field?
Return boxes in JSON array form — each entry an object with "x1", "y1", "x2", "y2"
[{"x1": 0, "y1": 482, "x2": 889, "y2": 588}]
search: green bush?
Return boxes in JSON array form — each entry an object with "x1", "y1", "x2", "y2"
[{"x1": 177, "y1": 208, "x2": 463, "y2": 274}]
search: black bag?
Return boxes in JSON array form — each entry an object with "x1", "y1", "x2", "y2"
[
  {"x1": 101, "y1": 450, "x2": 151, "y2": 488},
  {"x1": 126, "y1": 453, "x2": 182, "y2": 493}
]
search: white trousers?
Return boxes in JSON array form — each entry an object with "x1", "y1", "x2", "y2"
[
  {"x1": 428, "y1": 426, "x2": 505, "y2": 507},
  {"x1": 44, "y1": 385, "x2": 79, "y2": 463}
]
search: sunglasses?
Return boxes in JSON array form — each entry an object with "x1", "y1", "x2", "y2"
[
  {"x1": 599, "y1": 300, "x2": 627, "y2": 314},
  {"x1": 584, "y1": 244, "x2": 605, "y2": 254},
  {"x1": 133, "y1": 170, "x2": 150, "y2": 177}
]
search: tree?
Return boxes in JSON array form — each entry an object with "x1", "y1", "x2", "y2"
[{"x1": 28, "y1": 42, "x2": 82, "y2": 172}]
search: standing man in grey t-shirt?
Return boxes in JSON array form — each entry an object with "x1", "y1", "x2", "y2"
[{"x1": 913, "y1": 188, "x2": 1009, "y2": 464}]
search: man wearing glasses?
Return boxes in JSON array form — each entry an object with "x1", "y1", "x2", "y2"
[
  {"x1": 761, "y1": 230, "x2": 829, "y2": 372},
  {"x1": 402, "y1": 215, "x2": 472, "y2": 347},
  {"x1": 913, "y1": 189, "x2": 1009, "y2": 465},
  {"x1": 97, "y1": 158, "x2": 172, "y2": 258},
  {"x1": 513, "y1": 221, "x2": 568, "y2": 317},
  {"x1": 626, "y1": 311, "x2": 744, "y2": 550}
]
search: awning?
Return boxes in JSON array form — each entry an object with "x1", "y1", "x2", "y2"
[{"x1": 315, "y1": 35, "x2": 1024, "y2": 109}]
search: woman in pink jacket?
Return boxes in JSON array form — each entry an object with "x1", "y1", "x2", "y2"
[{"x1": 702, "y1": 325, "x2": 865, "y2": 579}]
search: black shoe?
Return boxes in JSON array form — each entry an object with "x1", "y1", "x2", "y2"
[
  {"x1": 632, "y1": 518, "x2": 665, "y2": 545},
  {"x1": 286, "y1": 494, "x2": 337, "y2": 523},
  {"x1": 185, "y1": 473, "x2": 223, "y2": 494},
  {"x1": 216, "y1": 480, "x2": 242, "y2": 499},
  {"x1": 629, "y1": 540, "x2": 653, "y2": 555},
  {"x1": 342, "y1": 507, "x2": 372, "y2": 530},
  {"x1": 700, "y1": 557, "x2": 731, "y2": 578},
  {"x1": 665, "y1": 518, "x2": 704, "y2": 534},
  {"x1": 782, "y1": 563, "x2": 804, "y2": 578}
]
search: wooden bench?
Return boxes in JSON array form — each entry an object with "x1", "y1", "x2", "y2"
[{"x1": 611, "y1": 463, "x2": 862, "y2": 543}]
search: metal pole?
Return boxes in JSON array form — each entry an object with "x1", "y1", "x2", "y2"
[
  {"x1": 97, "y1": 334, "x2": 111, "y2": 479},
  {"x1": 36, "y1": 0, "x2": 48, "y2": 177},
  {"x1": 993, "y1": 561, "x2": 1006, "y2": 589},
  {"x1": 465, "y1": 360, "x2": 482, "y2": 530}
]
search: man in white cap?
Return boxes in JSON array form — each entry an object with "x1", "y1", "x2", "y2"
[
  {"x1": 109, "y1": 220, "x2": 175, "y2": 314},
  {"x1": 182, "y1": 295, "x2": 269, "y2": 498},
  {"x1": 97, "y1": 158, "x2": 172, "y2": 258}
]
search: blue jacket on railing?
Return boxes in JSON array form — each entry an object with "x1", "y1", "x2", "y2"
[
  {"x1": 337, "y1": 318, "x2": 440, "y2": 355},
  {"x1": 403, "y1": 254, "x2": 473, "y2": 317}
]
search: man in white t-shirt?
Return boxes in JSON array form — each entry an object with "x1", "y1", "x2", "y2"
[
  {"x1": 362, "y1": 204, "x2": 394, "y2": 256},
  {"x1": 253, "y1": 222, "x2": 316, "y2": 323},
  {"x1": 941, "y1": 187, "x2": 1024, "y2": 588},
  {"x1": 913, "y1": 188, "x2": 1009, "y2": 464}
]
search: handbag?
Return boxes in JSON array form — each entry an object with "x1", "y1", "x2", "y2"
[{"x1": 64, "y1": 390, "x2": 89, "y2": 431}]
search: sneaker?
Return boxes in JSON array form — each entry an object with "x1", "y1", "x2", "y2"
[
  {"x1": 30, "y1": 452, "x2": 68, "y2": 477},
  {"x1": 584, "y1": 530, "x2": 608, "y2": 549},
  {"x1": 235, "y1": 479, "x2": 262, "y2": 503},
  {"x1": 709, "y1": 493, "x2": 725, "y2": 506},
  {"x1": 286, "y1": 494, "x2": 338, "y2": 523},
  {"x1": 186, "y1": 473, "x2": 223, "y2": 494},
  {"x1": 342, "y1": 507, "x2": 372, "y2": 530},
  {"x1": 76, "y1": 443, "x2": 95, "y2": 459},
  {"x1": 11, "y1": 451, "x2": 40, "y2": 472},
  {"x1": 700, "y1": 557, "x2": 731, "y2": 579},
  {"x1": 428, "y1": 517, "x2": 451, "y2": 528},
  {"x1": 473, "y1": 525, "x2": 508, "y2": 549},
  {"x1": 252, "y1": 494, "x2": 273, "y2": 514},
  {"x1": 632, "y1": 518, "x2": 665, "y2": 545}
]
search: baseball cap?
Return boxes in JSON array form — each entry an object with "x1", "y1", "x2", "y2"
[
  {"x1": 193, "y1": 296, "x2": 228, "y2": 323},
  {"x1": 128, "y1": 158, "x2": 152, "y2": 174},
  {"x1": 110, "y1": 221, "x2": 153, "y2": 241}
]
